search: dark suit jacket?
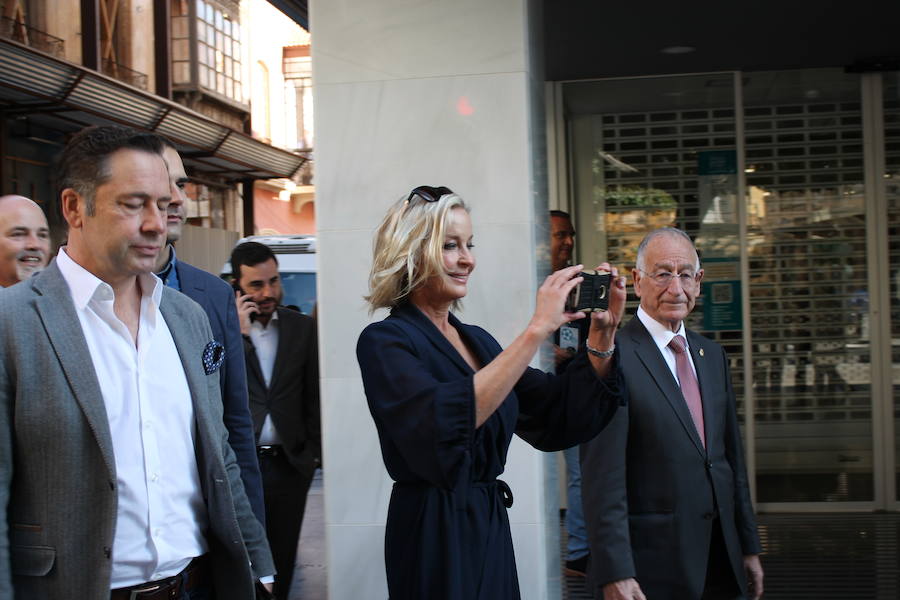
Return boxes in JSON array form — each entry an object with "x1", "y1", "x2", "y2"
[
  {"x1": 175, "y1": 259, "x2": 265, "y2": 524},
  {"x1": 244, "y1": 307, "x2": 320, "y2": 476},
  {"x1": 581, "y1": 315, "x2": 761, "y2": 600},
  {"x1": 0, "y1": 261, "x2": 274, "y2": 600}
]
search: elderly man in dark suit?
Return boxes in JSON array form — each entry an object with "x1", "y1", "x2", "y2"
[
  {"x1": 0, "y1": 126, "x2": 273, "y2": 599},
  {"x1": 152, "y1": 140, "x2": 266, "y2": 528},
  {"x1": 581, "y1": 227, "x2": 764, "y2": 600},
  {"x1": 232, "y1": 241, "x2": 320, "y2": 600}
]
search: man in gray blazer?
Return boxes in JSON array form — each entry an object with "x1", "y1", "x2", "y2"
[
  {"x1": 0, "y1": 126, "x2": 274, "y2": 599},
  {"x1": 581, "y1": 228, "x2": 764, "y2": 600}
]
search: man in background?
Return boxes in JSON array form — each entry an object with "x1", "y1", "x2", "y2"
[
  {"x1": 232, "y1": 241, "x2": 320, "y2": 600},
  {"x1": 0, "y1": 194, "x2": 49, "y2": 287},
  {"x1": 153, "y1": 140, "x2": 266, "y2": 528},
  {"x1": 549, "y1": 209, "x2": 591, "y2": 577}
]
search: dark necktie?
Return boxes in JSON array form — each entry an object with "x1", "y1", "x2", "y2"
[{"x1": 668, "y1": 335, "x2": 705, "y2": 447}]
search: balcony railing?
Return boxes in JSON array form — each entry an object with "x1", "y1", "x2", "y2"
[
  {"x1": 0, "y1": 17, "x2": 64, "y2": 58},
  {"x1": 102, "y1": 58, "x2": 148, "y2": 91}
]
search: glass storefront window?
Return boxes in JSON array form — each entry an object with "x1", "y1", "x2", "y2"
[
  {"x1": 744, "y1": 70, "x2": 872, "y2": 503},
  {"x1": 564, "y1": 68, "x2": 894, "y2": 507}
]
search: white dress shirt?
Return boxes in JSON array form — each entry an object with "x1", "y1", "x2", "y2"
[
  {"x1": 250, "y1": 311, "x2": 282, "y2": 445},
  {"x1": 637, "y1": 306, "x2": 699, "y2": 385},
  {"x1": 56, "y1": 249, "x2": 208, "y2": 588}
]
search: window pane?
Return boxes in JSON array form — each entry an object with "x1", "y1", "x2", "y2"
[
  {"x1": 173, "y1": 39, "x2": 189, "y2": 61},
  {"x1": 743, "y1": 69, "x2": 872, "y2": 503},
  {"x1": 173, "y1": 61, "x2": 190, "y2": 84},
  {"x1": 172, "y1": 16, "x2": 188, "y2": 38},
  {"x1": 199, "y1": 65, "x2": 209, "y2": 87}
]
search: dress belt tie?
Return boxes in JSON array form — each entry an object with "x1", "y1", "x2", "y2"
[
  {"x1": 470, "y1": 479, "x2": 514, "y2": 508},
  {"x1": 394, "y1": 478, "x2": 514, "y2": 508}
]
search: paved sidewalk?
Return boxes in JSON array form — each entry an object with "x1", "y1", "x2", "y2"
[{"x1": 288, "y1": 470, "x2": 327, "y2": 599}]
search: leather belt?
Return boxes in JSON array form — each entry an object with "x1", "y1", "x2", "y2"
[
  {"x1": 257, "y1": 444, "x2": 283, "y2": 457},
  {"x1": 110, "y1": 555, "x2": 208, "y2": 600}
]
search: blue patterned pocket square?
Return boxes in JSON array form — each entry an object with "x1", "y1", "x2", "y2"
[{"x1": 202, "y1": 341, "x2": 226, "y2": 375}]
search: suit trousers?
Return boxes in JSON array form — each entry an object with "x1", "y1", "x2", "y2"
[
  {"x1": 701, "y1": 519, "x2": 743, "y2": 600},
  {"x1": 259, "y1": 451, "x2": 314, "y2": 600}
]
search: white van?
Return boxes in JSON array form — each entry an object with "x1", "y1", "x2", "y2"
[{"x1": 221, "y1": 234, "x2": 317, "y2": 315}]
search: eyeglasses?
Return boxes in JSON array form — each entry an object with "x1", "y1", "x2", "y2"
[
  {"x1": 406, "y1": 185, "x2": 454, "y2": 205},
  {"x1": 637, "y1": 268, "x2": 701, "y2": 287}
]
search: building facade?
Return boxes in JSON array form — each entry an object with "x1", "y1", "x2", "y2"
[{"x1": 0, "y1": 0, "x2": 307, "y2": 253}]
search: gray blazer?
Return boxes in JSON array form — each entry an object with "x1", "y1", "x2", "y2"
[{"x1": 0, "y1": 261, "x2": 274, "y2": 599}]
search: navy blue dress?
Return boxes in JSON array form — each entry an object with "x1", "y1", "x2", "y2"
[{"x1": 357, "y1": 302, "x2": 624, "y2": 600}]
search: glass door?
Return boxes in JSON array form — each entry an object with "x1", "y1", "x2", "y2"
[
  {"x1": 563, "y1": 68, "x2": 898, "y2": 509},
  {"x1": 741, "y1": 69, "x2": 874, "y2": 505}
]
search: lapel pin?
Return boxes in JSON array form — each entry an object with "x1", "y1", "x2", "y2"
[{"x1": 699, "y1": 348, "x2": 705, "y2": 357}]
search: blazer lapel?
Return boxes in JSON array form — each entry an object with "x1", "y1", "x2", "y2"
[
  {"x1": 392, "y1": 303, "x2": 474, "y2": 374},
  {"x1": 625, "y1": 318, "x2": 706, "y2": 456},
  {"x1": 268, "y1": 308, "x2": 291, "y2": 390},
  {"x1": 32, "y1": 263, "x2": 116, "y2": 476},
  {"x1": 160, "y1": 291, "x2": 211, "y2": 429}
]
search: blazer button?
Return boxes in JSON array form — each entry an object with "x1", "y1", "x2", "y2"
[
  {"x1": 103, "y1": 546, "x2": 111, "y2": 558},
  {"x1": 705, "y1": 461, "x2": 712, "y2": 470},
  {"x1": 703, "y1": 512, "x2": 714, "y2": 520}
]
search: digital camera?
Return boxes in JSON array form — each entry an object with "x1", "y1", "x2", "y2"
[{"x1": 565, "y1": 269, "x2": 610, "y2": 313}]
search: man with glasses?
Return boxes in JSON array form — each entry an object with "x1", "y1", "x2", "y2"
[{"x1": 581, "y1": 227, "x2": 763, "y2": 600}]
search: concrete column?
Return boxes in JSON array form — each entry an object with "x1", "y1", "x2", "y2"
[{"x1": 311, "y1": 1, "x2": 558, "y2": 598}]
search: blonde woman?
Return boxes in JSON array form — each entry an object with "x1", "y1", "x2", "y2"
[{"x1": 356, "y1": 186, "x2": 626, "y2": 600}]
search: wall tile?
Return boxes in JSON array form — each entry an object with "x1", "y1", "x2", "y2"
[
  {"x1": 326, "y1": 524, "x2": 388, "y2": 598},
  {"x1": 314, "y1": 73, "x2": 532, "y2": 233},
  {"x1": 311, "y1": 0, "x2": 526, "y2": 85},
  {"x1": 321, "y1": 378, "x2": 392, "y2": 525}
]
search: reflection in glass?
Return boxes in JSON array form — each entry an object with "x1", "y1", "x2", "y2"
[{"x1": 746, "y1": 69, "x2": 872, "y2": 503}]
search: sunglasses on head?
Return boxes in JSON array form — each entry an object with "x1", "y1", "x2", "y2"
[{"x1": 406, "y1": 185, "x2": 454, "y2": 205}]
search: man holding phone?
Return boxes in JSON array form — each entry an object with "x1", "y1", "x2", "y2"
[{"x1": 231, "y1": 241, "x2": 321, "y2": 600}]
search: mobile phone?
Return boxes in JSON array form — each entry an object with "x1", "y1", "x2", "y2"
[
  {"x1": 232, "y1": 280, "x2": 258, "y2": 321},
  {"x1": 565, "y1": 269, "x2": 610, "y2": 313}
]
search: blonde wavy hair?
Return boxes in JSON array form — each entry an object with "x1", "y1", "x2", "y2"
[{"x1": 365, "y1": 190, "x2": 469, "y2": 312}]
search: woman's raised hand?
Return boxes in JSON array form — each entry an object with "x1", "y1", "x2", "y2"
[
  {"x1": 529, "y1": 265, "x2": 587, "y2": 338},
  {"x1": 589, "y1": 263, "x2": 626, "y2": 334}
]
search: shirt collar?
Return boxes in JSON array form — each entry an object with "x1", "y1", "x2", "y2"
[
  {"x1": 251, "y1": 308, "x2": 279, "y2": 331},
  {"x1": 155, "y1": 244, "x2": 178, "y2": 281},
  {"x1": 637, "y1": 305, "x2": 686, "y2": 348},
  {"x1": 56, "y1": 246, "x2": 163, "y2": 311}
]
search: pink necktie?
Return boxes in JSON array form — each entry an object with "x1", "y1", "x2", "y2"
[{"x1": 668, "y1": 335, "x2": 705, "y2": 447}]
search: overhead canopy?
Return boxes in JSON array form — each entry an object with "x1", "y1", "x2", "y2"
[
  {"x1": 0, "y1": 38, "x2": 306, "y2": 181},
  {"x1": 267, "y1": 0, "x2": 308, "y2": 30}
]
